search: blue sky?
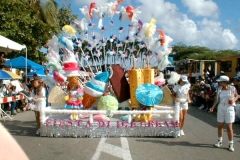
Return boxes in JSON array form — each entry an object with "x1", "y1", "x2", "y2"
[{"x1": 60, "y1": 0, "x2": 240, "y2": 50}]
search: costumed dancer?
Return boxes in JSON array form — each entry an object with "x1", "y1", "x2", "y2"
[
  {"x1": 62, "y1": 48, "x2": 83, "y2": 120},
  {"x1": 170, "y1": 74, "x2": 191, "y2": 137}
]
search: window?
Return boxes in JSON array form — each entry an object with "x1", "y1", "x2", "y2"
[{"x1": 220, "y1": 61, "x2": 232, "y2": 72}]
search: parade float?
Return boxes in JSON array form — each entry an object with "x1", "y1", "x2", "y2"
[{"x1": 39, "y1": 0, "x2": 180, "y2": 138}]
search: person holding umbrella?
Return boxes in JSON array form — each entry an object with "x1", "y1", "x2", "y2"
[{"x1": 171, "y1": 75, "x2": 191, "y2": 137}]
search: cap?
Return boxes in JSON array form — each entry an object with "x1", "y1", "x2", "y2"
[
  {"x1": 180, "y1": 75, "x2": 188, "y2": 82},
  {"x1": 216, "y1": 75, "x2": 229, "y2": 82}
]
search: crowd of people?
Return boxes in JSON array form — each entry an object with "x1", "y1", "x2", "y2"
[{"x1": 0, "y1": 72, "x2": 48, "y2": 115}]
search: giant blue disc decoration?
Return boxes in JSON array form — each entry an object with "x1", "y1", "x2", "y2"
[{"x1": 136, "y1": 83, "x2": 163, "y2": 106}]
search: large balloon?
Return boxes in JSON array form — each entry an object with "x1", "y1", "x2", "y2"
[
  {"x1": 89, "y1": 2, "x2": 96, "y2": 19},
  {"x1": 157, "y1": 30, "x2": 165, "y2": 46}
]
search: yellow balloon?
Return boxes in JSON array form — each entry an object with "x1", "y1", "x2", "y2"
[
  {"x1": 62, "y1": 25, "x2": 76, "y2": 36},
  {"x1": 150, "y1": 18, "x2": 156, "y2": 25},
  {"x1": 145, "y1": 18, "x2": 156, "y2": 37}
]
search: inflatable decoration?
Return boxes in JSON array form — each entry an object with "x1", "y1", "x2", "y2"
[{"x1": 83, "y1": 71, "x2": 110, "y2": 109}]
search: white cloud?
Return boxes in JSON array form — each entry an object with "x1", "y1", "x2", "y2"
[
  {"x1": 73, "y1": 0, "x2": 110, "y2": 6},
  {"x1": 196, "y1": 19, "x2": 238, "y2": 49},
  {"x1": 71, "y1": 0, "x2": 239, "y2": 50},
  {"x1": 136, "y1": 0, "x2": 238, "y2": 50},
  {"x1": 182, "y1": 0, "x2": 219, "y2": 18}
]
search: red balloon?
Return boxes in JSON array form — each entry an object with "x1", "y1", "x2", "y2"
[
  {"x1": 126, "y1": 6, "x2": 134, "y2": 20},
  {"x1": 89, "y1": 2, "x2": 96, "y2": 19},
  {"x1": 112, "y1": 0, "x2": 124, "y2": 13}
]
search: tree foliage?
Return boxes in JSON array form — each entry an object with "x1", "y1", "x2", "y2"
[
  {"x1": 172, "y1": 43, "x2": 240, "y2": 61},
  {"x1": 0, "y1": 0, "x2": 58, "y2": 63},
  {"x1": 57, "y1": 4, "x2": 78, "y2": 28},
  {"x1": 0, "y1": 0, "x2": 78, "y2": 63}
]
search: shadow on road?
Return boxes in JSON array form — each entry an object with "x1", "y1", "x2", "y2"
[
  {"x1": 2, "y1": 120, "x2": 37, "y2": 137},
  {"x1": 136, "y1": 139, "x2": 226, "y2": 150},
  {"x1": 188, "y1": 106, "x2": 240, "y2": 136},
  {"x1": 188, "y1": 105, "x2": 218, "y2": 128}
]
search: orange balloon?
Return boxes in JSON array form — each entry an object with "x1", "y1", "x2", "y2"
[{"x1": 158, "y1": 30, "x2": 165, "y2": 46}]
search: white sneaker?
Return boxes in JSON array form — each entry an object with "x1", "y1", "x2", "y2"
[
  {"x1": 36, "y1": 129, "x2": 40, "y2": 135},
  {"x1": 180, "y1": 130, "x2": 185, "y2": 136},
  {"x1": 229, "y1": 144, "x2": 234, "y2": 152},
  {"x1": 198, "y1": 105, "x2": 204, "y2": 110},
  {"x1": 176, "y1": 130, "x2": 181, "y2": 137},
  {"x1": 214, "y1": 141, "x2": 222, "y2": 148}
]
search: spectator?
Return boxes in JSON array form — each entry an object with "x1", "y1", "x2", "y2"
[
  {"x1": 1, "y1": 79, "x2": 11, "y2": 111},
  {"x1": 8, "y1": 85, "x2": 17, "y2": 115},
  {"x1": 33, "y1": 73, "x2": 39, "y2": 80},
  {"x1": 10, "y1": 79, "x2": 30, "y2": 111},
  {"x1": 203, "y1": 84, "x2": 213, "y2": 112},
  {"x1": 0, "y1": 52, "x2": 6, "y2": 68}
]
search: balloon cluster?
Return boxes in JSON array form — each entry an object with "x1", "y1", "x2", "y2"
[{"x1": 45, "y1": 0, "x2": 174, "y2": 83}]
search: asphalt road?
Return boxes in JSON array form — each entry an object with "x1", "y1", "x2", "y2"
[{"x1": 1, "y1": 106, "x2": 240, "y2": 160}]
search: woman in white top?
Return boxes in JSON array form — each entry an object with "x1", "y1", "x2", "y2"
[
  {"x1": 31, "y1": 79, "x2": 46, "y2": 135},
  {"x1": 210, "y1": 75, "x2": 238, "y2": 152},
  {"x1": 171, "y1": 75, "x2": 191, "y2": 137}
]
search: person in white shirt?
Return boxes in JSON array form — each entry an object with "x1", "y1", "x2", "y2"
[
  {"x1": 10, "y1": 79, "x2": 30, "y2": 111},
  {"x1": 2, "y1": 80, "x2": 10, "y2": 95},
  {"x1": 210, "y1": 76, "x2": 238, "y2": 152},
  {"x1": 30, "y1": 79, "x2": 46, "y2": 135},
  {"x1": 171, "y1": 75, "x2": 191, "y2": 137}
]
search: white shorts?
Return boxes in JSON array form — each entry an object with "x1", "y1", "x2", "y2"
[
  {"x1": 217, "y1": 106, "x2": 235, "y2": 123},
  {"x1": 175, "y1": 101, "x2": 188, "y2": 110}
]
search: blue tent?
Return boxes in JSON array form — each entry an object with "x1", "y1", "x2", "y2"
[
  {"x1": 5, "y1": 56, "x2": 43, "y2": 70},
  {"x1": 27, "y1": 69, "x2": 53, "y2": 78}
]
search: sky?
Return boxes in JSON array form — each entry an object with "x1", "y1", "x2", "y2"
[{"x1": 62, "y1": 0, "x2": 240, "y2": 51}]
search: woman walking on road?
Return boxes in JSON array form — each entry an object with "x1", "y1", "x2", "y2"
[
  {"x1": 171, "y1": 75, "x2": 191, "y2": 137},
  {"x1": 210, "y1": 75, "x2": 238, "y2": 152}
]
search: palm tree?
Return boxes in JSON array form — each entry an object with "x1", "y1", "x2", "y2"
[{"x1": 28, "y1": 0, "x2": 59, "y2": 25}]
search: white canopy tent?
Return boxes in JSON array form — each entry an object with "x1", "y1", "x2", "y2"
[
  {"x1": 0, "y1": 35, "x2": 27, "y2": 79},
  {"x1": 0, "y1": 35, "x2": 26, "y2": 52}
]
